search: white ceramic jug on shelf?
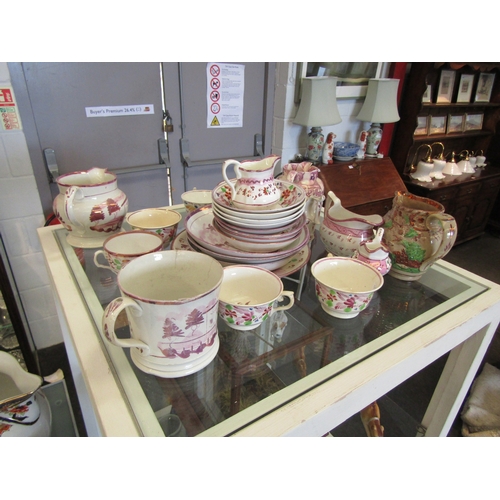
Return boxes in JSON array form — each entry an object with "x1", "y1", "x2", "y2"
[{"x1": 0, "y1": 351, "x2": 52, "y2": 437}]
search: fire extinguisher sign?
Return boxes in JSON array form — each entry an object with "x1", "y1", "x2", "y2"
[
  {"x1": 206, "y1": 63, "x2": 244, "y2": 128},
  {"x1": 0, "y1": 87, "x2": 22, "y2": 130}
]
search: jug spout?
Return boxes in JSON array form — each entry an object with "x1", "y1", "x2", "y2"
[
  {"x1": 0, "y1": 351, "x2": 42, "y2": 411},
  {"x1": 325, "y1": 191, "x2": 383, "y2": 228},
  {"x1": 87, "y1": 167, "x2": 108, "y2": 184}
]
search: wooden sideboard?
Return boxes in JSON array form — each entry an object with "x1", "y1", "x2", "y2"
[
  {"x1": 403, "y1": 165, "x2": 500, "y2": 244},
  {"x1": 318, "y1": 157, "x2": 406, "y2": 217}
]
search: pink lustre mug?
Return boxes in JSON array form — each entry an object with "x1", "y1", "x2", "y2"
[
  {"x1": 218, "y1": 265, "x2": 294, "y2": 330},
  {"x1": 102, "y1": 250, "x2": 224, "y2": 378}
]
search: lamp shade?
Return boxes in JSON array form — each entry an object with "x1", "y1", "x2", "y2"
[
  {"x1": 356, "y1": 78, "x2": 400, "y2": 124},
  {"x1": 293, "y1": 77, "x2": 342, "y2": 127}
]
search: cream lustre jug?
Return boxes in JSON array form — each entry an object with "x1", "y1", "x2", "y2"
[
  {"x1": 222, "y1": 155, "x2": 281, "y2": 209},
  {"x1": 53, "y1": 167, "x2": 128, "y2": 248}
]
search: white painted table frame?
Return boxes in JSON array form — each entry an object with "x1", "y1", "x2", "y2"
[{"x1": 38, "y1": 222, "x2": 500, "y2": 437}]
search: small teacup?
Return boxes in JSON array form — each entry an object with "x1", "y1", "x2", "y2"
[
  {"x1": 126, "y1": 208, "x2": 182, "y2": 248},
  {"x1": 181, "y1": 189, "x2": 212, "y2": 213},
  {"x1": 311, "y1": 257, "x2": 384, "y2": 319},
  {"x1": 218, "y1": 265, "x2": 294, "y2": 331},
  {"x1": 93, "y1": 230, "x2": 163, "y2": 274}
]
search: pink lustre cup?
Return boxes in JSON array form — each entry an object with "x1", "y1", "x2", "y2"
[
  {"x1": 218, "y1": 265, "x2": 294, "y2": 330},
  {"x1": 311, "y1": 256, "x2": 384, "y2": 319}
]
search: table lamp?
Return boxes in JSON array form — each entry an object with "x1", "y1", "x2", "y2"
[
  {"x1": 294, "y1": 77, "x2": 342, "y2": 164},
  {"x1": 356, "y1": 78, "x2": 400, "y2": 157}
]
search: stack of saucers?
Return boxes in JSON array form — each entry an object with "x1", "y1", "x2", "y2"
[{"x1": 173, "y1": 179, "x2": 312, "y2": 277}]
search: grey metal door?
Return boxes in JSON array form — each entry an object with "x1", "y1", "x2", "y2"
[{"x1": 9, "y1": 62, "x2": 274, "y2": 213}]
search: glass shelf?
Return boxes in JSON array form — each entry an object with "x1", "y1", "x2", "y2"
[{"x1": 52, "y1": 212, "x2": 489, "y2": 437}]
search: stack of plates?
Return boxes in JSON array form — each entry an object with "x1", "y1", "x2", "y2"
[{"x1": 172, "y1": 179, "x2": 311, "y2": 277}]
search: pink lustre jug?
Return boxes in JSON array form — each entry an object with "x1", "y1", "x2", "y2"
[
  {"x1": 320, "y1": 191, "x2": 384, "y2": 257},
  {"x1": 53, "y1": 167, "x2": 129, "y2": 248},
  {"x1": 222, "y1": 155, "x2": 281, "y2": 209},
  {"x1": 382, "y1": 191, "x2": 457, "y2": 281}
]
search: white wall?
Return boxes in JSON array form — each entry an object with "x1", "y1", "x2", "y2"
[
  {"x1": 271, "y1": 62, "x2": 386, "y2": 163},
  {"x1": 0, "y1": 62, "x2": 63, "y2": 350}
]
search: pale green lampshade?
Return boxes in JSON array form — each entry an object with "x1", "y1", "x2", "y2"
[
  {"x1": 293, "y1": 77, "x2": 342, "y2": 127},
  {"x1": 356, "y1": 78, "x2": 400, "y2": 124}
]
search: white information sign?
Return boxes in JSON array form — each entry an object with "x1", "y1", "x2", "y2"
[
  {"x1": 206, "y1": 63, "x2": 244, "y2": 128},
  {"x1": 85, "y1": 104, "x2": 155, "y2": 118}
]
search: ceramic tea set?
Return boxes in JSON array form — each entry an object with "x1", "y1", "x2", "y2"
[{"x1": 51, "y1": 155, "x2": 458, "y2": 379}]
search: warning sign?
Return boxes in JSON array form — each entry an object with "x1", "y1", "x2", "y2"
[
  {"x1": 0, "y1": 87, "x2": 22, "y2": 130},
  {"x1": 206, "y1": 63, "x2": 244, "y2": 129}
]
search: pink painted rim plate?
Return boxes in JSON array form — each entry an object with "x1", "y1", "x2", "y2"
[
  {"x1": 172, "y1": 230, "x2": 311, "y2": 278},
  {"x1": 185, "y1": 208, "x2": 309, "y2": 259}
]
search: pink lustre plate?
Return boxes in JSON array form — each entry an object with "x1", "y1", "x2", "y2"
[
  {"x1": 186, "y1": 208, "x2": 309, "y2": 259},
  {"x1": 212, "y1": 179, "x2": 306, "y2": 214},
  {"x1": 172, "y1": 230, "x2": 310, "y2": 277},
  {"x1": 214, "y1": 213, "x2": 308, "y2": 236}
]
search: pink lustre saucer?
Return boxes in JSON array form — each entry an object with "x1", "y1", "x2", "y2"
[{"x1": 212, "y1": 179, "x2": 306, "y2": 214}]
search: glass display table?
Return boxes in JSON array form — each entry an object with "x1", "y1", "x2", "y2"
[{"x1": 38, "y1": 206, "x2": 500, "y2": 436}]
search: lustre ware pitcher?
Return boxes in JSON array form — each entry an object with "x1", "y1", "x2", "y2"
[
  {"x1": 222, "y1": 155, "x2": 281, "y2": 209},
  {"x1": 53, "y1": 167, "x2": 129, "y2": 248},
  {"x1": 382, "y1": 191, "x2": 457, "y2": 281}
]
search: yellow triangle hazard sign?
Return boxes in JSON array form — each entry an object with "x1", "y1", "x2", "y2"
[{"x1": 211, "y1": 116, "x2": 220, "y2": 126}]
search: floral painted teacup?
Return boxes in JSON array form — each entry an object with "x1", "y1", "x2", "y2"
[
  {"x1": 126, "y1": 208, "x2": 182, "y2": 249},
  {"x1": 218, "y1": 265, "x2": 294, "y2": 331},
  {"x1": 181, "y1": 189, "x2": 212, "y2": 213},
  {"x1": 311, "y1": 257, "x2": 383, "y2": 319},
  {"x1": 93, "y1": 230, "x2": 163, "y2": 274}
]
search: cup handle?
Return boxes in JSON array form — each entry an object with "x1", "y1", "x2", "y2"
[
  {"x1": 93, "y1": 250, "x2": 112, "y2": 271},
  {"x1": 272, "y1": 290, "x2": 294, "y2": 314},
  {"x1": 420, "y1": 213, "x2": 458, "y2": 273},
  {"x1": 102, "y1": 297, "x2": 150, "y2": 355},
  {"x1": 221, "y1": 159, "x2": 241, "y2": 200}
]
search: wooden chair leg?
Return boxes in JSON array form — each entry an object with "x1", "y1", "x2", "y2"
[{"x1": 360, "y1": 401, "x2": 384, "y2": 437}]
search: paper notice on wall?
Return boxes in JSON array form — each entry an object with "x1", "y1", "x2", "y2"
[
  {"x1": 206, "y1": 63, "x2": 244, "y2": 128},
  {"x1": 0, "y1": 87, "x2": 22, "y2": 130},
  {"x1": 85, "y1": 104, "x2": 155, "y2": 117}
]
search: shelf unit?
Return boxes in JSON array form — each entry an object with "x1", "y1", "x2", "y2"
[{"x1": 390, "y1": 62, "x2": 500, "y2": 244}]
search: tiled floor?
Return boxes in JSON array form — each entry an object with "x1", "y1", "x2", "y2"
[{"x1": 37, "y1": 227, "x2": 500, "y2": 437}]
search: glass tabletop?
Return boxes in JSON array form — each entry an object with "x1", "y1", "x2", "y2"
[{"x1": 53, "y1": 209, "x2": 489, "y2": 437}]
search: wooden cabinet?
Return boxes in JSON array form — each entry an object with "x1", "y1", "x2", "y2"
[
  {"x1": 391, "y1": 63, "x2": 500, "y2": 174},
  {"x1": 318, "y1": 157, "x2": 406, "y2": 216},
  {"x1": 390, "y1": 62, "x2": 500, "y2": 244},
  {"x1": 405, "y1": 166, "x2": 500, "y2": 244}
]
